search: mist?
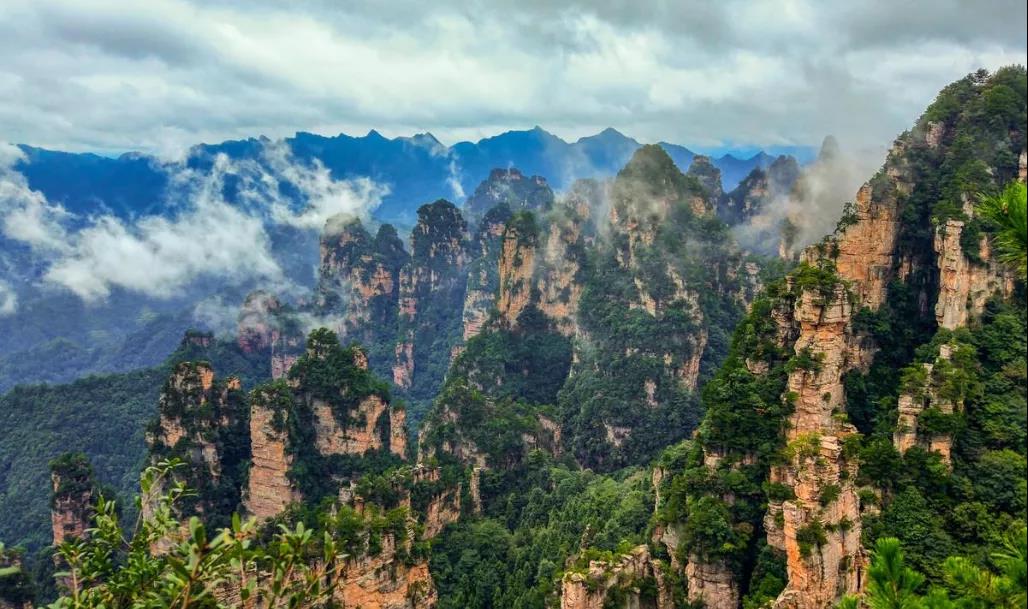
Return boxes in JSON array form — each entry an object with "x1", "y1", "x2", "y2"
[
  {"x1": 0, "y1": 141, "x2": 386, "y2": 311},
  {"x1": 731, "y1": 138, "x2": 881, "y2": 256}
]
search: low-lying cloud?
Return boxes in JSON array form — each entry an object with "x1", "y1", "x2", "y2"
[
  {"x1": 0, "y1": 141, "x2": 385, "y2": 307},
  {"x1": 732, "y1": 141, "x2": 878, "y2": 255}
]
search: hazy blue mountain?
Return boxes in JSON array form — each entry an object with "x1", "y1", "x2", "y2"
[
  {"x1": 15, "y1": 146, "x2": 171, "y2": 219},
  {"x1": 13, "y1": 128, "x2": 810, "y2": 228},
  {"x1": 713, "y1": 151, "x2": 776, "y2": 190}
]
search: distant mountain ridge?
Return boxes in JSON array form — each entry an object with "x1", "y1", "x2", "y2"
[
  {"x1": 14, "y1": 127, "x2": 813, "y2": 227},
  {"x1": 1, "y1": 127, "x2": 809, "y2": 394}
]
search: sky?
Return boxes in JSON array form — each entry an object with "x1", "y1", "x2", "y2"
[{"x1": 0, "y1": 0, "x2": 1026, "y2": 157}]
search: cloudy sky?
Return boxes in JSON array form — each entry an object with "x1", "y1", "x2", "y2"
[{"x1": 0, "y1": 0, "x2": 1025, "y2": 156}]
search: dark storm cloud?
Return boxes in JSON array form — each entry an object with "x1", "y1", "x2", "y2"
[{"x1": 0, "y1": 0, "x2": 1024, "y2": 155}]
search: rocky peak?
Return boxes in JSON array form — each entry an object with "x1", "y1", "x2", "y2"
[
  {"x1": 243, "y1": 383, "x2": 297, "y2": 521},
  {"x1": 721, "y1": 155, "x2": 801, "y2": 228},
  {"x1": 314, "y1": 214, "x2": 409, "y2": 378},
  {"x1": 146, "y1": 362, "x2": 248, "y2": 523},
  {"x1": 475, "y1": 203, "x2": 515, "y2": 247},
  {"x1": 686, "y1": 154, "x2": 724, "y2": 206},
  {"x1": 754, "y1": 68, "x2": 1026, "y2": 609},
  {"x1": 50, "y1": 453, "x2": 94, "y2": 546},
  {"x1": 320, "y1": 216, "x2": 372, "y2": 276},
  {"x1": 248, "y1": 330, "x2": 407, "y2": 521},
  {"x1": 614, "y1": 144, "x2": 695, "y2": 210},
  {"x1": 933, "y1": 212, "x2": 1015, "y2": 329},
  {"x1": 560, "y1": 545, "x2": 675, "y2": 609},
  {"x1": 319, "y1": 216, "x2": 407, "y2": 316},
  {"x1": 722, "y1": 167, "x2": 769, "y2": 226},
  {"x1": 768, "y1": 154, "x2": 802, "y2": 186},
  {"x1": 407, "y1": 200, "x2": 468, "y2": 276},
  {"x1": 610, "y1": 144, "x2": 710, "y2": 267},
  {"x1": 237, "y1": 291, "x2": 283, "y2": 353},
  {"x1": 893, "y1": 337, "x2": 978, "y2": 468},
  {"x1": 817, "y1": 135, "x2": 840, "y2": 163},
  {"x1": 461, "y1": 202, "x2": 515, "y2": 342},
  {"x1": 463, "y1": 167, "x2": 555, "y2": 227},
  {"x1": 535, "y1": 180, "x2": 601, "y2": 337},
  {"x1": 829, "y1": 186, "x2": 902, "y2": 312},
  {"x1": 235, "y1": 292, "x2": 304, "y2": 379},
  {"x1": 765, "y1": 278, "x2": 865, "y2": 609},
  {"x1": 394, "y1": 200, "x2": 470, "y2": 392},
  {"x1": 496, "y1": 211, "x2": 539, "y2": 329},
  {"x1": 372, "y1": 223, "x2": 408, "y2": 268}
]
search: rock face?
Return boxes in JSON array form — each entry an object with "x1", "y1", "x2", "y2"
[
  {"x1": 461, "y1": 203, "x2": 513, "y2": 342},
  {"x1": 49, "y1": 454, "x2": 94, "y2": 546},
  {"x1": 146, "y1": 362, "x2": 249, "y2": 521},
  {"x1": 560, "y1": 546, "x2": 673, "y2": 609},
  {"x1": 393, "y1": 201, "x2": 469, "y2": 396},
  {"x1": 420, "y1": 484, "x2": 463, "y2": 540},
  {"x1": 685, "y1": 154, "x2": 724, "y2": 212},
  {"x1": 237, "y1": 290, "x2": 305, "y2": 380},
  {"x1": 933, "y1": 215, "x2": 1014, "y2": 330},
  {"x1": 312, "y1": 393, "x2": 407, "y2": 458},
  {"x1": 893, "y1": 343, "x2": 967, "y2": 467},
  {"x1": 685, "y1": 558, "x2": 738, "y2": 609},
  {"x1": 461, "y1": 176, "x2": 596, "y2": 348},
  {"x1": 318, "y1": 217, "x2": 409, "y2": 370},
  {"x1": 535, "y1": 181, "x2": 597, "y2": 336},
  {"x1": 496, "y1": 213, "x2": 538, "y2": 328},
  {"x1": 244, "y1": 384, "x2": 299, "y2": 521},
  {"x1": 676, "y1": 273, "x2": 865, "y2": 609},
  {"x1": 458, "y1": 169, "x2": 571, "y2": 348},
  {"x1": 832, "y1": 183, "x2": 902, "y2": 310},
  {"x1": 246, "y1": 339, "x2": 408, "y2": 521},
  {"x1": 335, "y1": 533, "x2": 437, "y2": 609},
  {"x1": 151, "y1": 364, "x2": 228, "y2": 474},
  {"x1": 215, "y1": 504, "x2": 439, "y2": 609},
  {"x1": 238, "y1": 334, "x2": 441, "y2": 608}
]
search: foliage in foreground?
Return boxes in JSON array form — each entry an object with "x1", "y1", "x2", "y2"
[
  {"x1": 46, "y1": 461, "x2": 346, "y2": 609},
  {"x1": 838, "y1": 531, "x2": 1027, "y2": 609},
  {"x1": 977, "y1": 181, "x2": 1028, "y2": 280}
]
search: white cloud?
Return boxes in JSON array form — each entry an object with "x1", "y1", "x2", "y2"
[
  {"x1": 256, "y1": 143, "x2": 388, "y2": 230},
  {"x1": 0, "y1": 141, "x2": 384, "y2": 301},
  {"x1": 0, "y1": 143, "x2": 70, "y2": 253},
  {"x1": 0, "y1": 279, "x2": 16, "y2": 315},
  {"x1": 0, "y1": 1, "x2": 1023, "y2": 154}
]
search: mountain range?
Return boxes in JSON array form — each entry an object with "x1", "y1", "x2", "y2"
[{"x1": 14, "y1": 127, "x2": 813, "y2": 227}]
